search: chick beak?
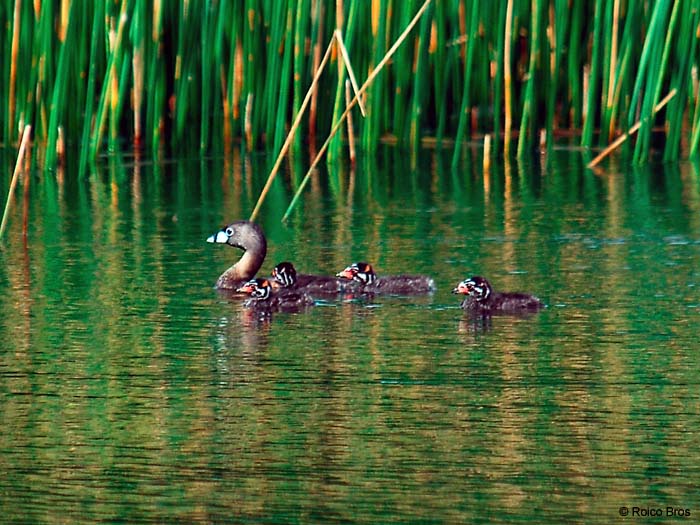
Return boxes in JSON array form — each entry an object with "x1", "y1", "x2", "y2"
[
  {"x1": 336, "y1": 269, "x2": 354, "y2": 279},
  {"x1": 452, "y1": 283, "x2": 468, "y2": 295}
]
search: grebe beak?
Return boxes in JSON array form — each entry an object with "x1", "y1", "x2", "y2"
[{"x1": 207, "y1": 229, "x2": 229, "y2": 244}]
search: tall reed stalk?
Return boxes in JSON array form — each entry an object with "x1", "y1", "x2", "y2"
[{"x1": 0, "y1": 0, "x2": 698, "y2": 173}]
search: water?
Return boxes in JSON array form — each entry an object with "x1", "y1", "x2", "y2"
[{"x1": 1, "y1": 148, "x2": 699, "y2": 523}]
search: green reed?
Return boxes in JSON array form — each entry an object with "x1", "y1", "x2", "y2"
[
  {"x1": 1, "y1": 0, "x2": 699, "y2": 175},
  {"x1": 665, "y1": 0, "x2": 698, "y2": 161},
  {"x1": 451, "y1": 0, "x2": 479, "y2": 167}
]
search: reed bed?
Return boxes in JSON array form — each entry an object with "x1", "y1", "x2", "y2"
[{"x1": 1, "y1": 0, "x2": 699, "y2": 173}]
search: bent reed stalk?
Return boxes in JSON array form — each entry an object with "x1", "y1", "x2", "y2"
[
  {"x1": 0, "y1": 125, "x2": 32, "y2": 241},
  {"x1": 281, "y1": 0, "x2": 434, "y2": 222},
  {"x1": 1, "y1": 0, "x2": 699, "y2": 175},
  {"x1": 588, "y1": 89, "x2": 677, "y2": 168}
]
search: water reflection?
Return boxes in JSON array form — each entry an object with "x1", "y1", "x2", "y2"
[{"x1": 1, "y1": 148, "x2": 699, "y2": 523}]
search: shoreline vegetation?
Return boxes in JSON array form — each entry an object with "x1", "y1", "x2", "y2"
[{"x1": 0, "y1": 0, "x2": 699, "y2": 174}]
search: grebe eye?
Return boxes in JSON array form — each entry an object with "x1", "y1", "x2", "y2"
[{"x1": 225, "y1": 227, "x2": 234, "y2": 236}]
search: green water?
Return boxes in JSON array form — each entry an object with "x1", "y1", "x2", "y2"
[{"x1": 1, "y1": 148, "x2": 699, "y2": 524}]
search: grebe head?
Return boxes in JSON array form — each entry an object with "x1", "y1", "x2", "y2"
[
  {"x1": 452, "y1": 276, "x2": 492, "y2": 302},
  {"x1": 272, "y1": 261, "x2": 297, "y2": 287},
  {"x1": 336, "y1": 262, "x2": 376, "y2": 284}
]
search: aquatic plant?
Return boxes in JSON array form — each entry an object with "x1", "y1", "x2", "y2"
[{"x1": 1, "y1": 0, "x2": 699, "y2": 173}]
